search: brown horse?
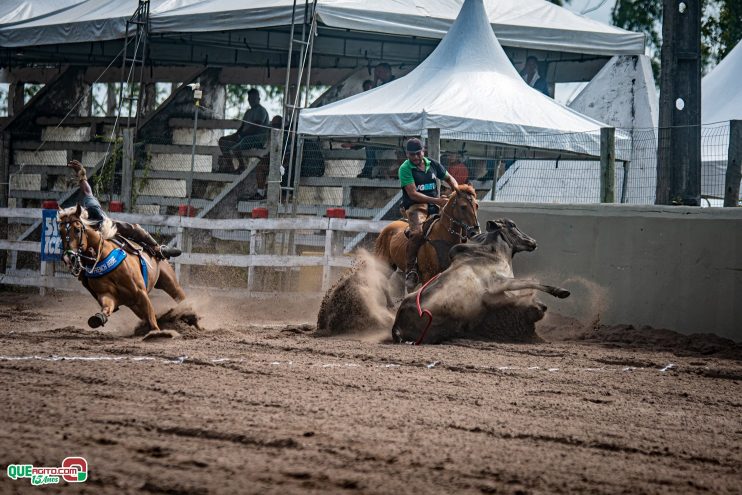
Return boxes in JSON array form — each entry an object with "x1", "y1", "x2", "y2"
[
  {"x1": 57, "y1": 205, "x2": 186, "y2": 335},
  {"x1": 374, "y1": 184, "x2": 480, "y2": 287}
]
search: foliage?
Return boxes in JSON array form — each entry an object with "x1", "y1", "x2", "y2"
[
  {"x1": 612, "y1": 0, "x2": 742, "y2": 82},
  {"x1": 130, "y1": 145, "x2": 152, "y2": 210},
  {"x1": 226, "y1": 84, "x2": 328, "y2": 120},
  {"x1": 23, "y1": 83, "x2": 44, "y2": 103},
  {"x1": 92, "y1": 137, "x2": 122, "y2": 200}
]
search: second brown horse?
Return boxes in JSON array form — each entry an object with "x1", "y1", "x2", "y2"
[{"x1": 374, "y1": 184, "x2": 480, "y2": 288}]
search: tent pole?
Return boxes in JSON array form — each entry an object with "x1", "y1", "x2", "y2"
[
  {"x1": 283, "y1": 0, "x2": 299, "y2": 126},
  {"x1": 303, "y1": 1, "x2": 319, "y2": 108}
]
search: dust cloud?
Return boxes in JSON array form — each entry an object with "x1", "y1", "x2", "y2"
[{"x1": 316, "y1": 250, "x2": 398, "y2": 342}]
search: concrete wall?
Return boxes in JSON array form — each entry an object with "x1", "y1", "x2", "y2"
[{"x1": 479, "y1": 203, "x2": 742, "y2": 341}]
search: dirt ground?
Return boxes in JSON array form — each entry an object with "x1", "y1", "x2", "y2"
[{"x1": 0, "y1": 289, "x2": 740, "y2": 494}]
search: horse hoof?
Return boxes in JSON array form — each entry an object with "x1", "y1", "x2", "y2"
[
  {"x1": 142, "y1": 330, "x2": 181, "y2": 341},
  {"x1": 88, "y1": 313, "x2": 107, "y2": 328}
]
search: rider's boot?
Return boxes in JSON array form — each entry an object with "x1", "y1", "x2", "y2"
[
  {"x1": 125, "y1": 223, "x2": 181, "y2": 260},
  {"x1": 158, "y1": 245, "x2": 182, "y2": 259},
  {"x1": 404, "y1": 232, "x2": 424, "y2": 293}
]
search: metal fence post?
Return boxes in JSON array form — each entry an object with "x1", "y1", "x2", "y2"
[
  {"x1": 600, "y1": 127, "x2": 616, "y2": 203},
  {"x1": 121, "y1": 128, "x2": 135, "y2": 211},
  {"x1": 724, "y1": 120, "x2": 742, "y2": 207}
]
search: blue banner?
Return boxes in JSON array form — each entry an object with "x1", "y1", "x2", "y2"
[{"x1": 41, "y1": 209, "x2": 62, "y2": 261}]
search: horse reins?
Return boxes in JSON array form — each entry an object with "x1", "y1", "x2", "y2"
[
  {"x1": 60, "y1": 220, "x2": 104, "y2": 277},
  {"x1": 438, "y1": 193, "x2": 479, "y2": 242},
  {"x1": 414, "y1": 272, "x2": 442, "y2": 345}
]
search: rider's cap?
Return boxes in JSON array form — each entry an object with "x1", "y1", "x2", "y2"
[{"x1": 405, "y1": 138, "x2": 423, "y2": 153}]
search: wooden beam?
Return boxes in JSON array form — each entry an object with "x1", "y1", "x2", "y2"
[
  {"x1": 724, "y1": 120, "x2": 742, "y2": 207},
  {"x1": 656, "y1": 0, "x2": 701, "y2": 205},
  {"x1": 600, "y1": 127, "x2": 616, "y2": 203},
  {"x1": 427, "y1": 128, "x2": 440, "y2": 163}
]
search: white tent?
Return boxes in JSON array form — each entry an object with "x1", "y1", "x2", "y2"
[
  {"x1": 702, "y1": 41, "x2": 742, "y2": 125},
  {"x1": 0, "y1": 0, "x2": 78, "y2": 26},
  {"x1": 0, "y1": 0, "x2": 643, "y2": 57},
  {"x1": 297, "y1": 0, "x2": 607, "y2": 157},
  {"x1": 494, "y1": 54, "x2": 658, "y2": 204},
  {"x1": 700, "y1": 41, "x2": 741, "y2": 201}
]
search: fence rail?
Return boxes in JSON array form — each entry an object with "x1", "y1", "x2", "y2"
[{"x1": 0, "y1": 208, "x2": 390, "y2": 294}]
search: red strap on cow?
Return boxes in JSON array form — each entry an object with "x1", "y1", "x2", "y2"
[{"x1": 414, "y1": 273, "x2": 442, "y2": 345}]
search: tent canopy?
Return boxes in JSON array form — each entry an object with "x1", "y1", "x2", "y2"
[
  {"x1": 298, "y1": 0, "x2": 607, "y2": 157},
  {"x1": 0, "y1": 0, "x2": 643, "y2": 58},
  {"x1": 702, "y1": 41, "x2": 742, "y2": 125}
]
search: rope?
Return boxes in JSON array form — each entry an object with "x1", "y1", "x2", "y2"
[{"x1": 414, "y1": 272, "x2": 441, "y2": 345}]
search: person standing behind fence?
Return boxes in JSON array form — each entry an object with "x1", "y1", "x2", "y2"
[
  {"x1": 520, "y1": 56, "x2": 550, "y2": 97},
  {"x1": 399, "y1": 138, "x2": 459, "y2": 293},
  {"x1": 217, "y1": 88, "x2": 269, "y2": 173}
]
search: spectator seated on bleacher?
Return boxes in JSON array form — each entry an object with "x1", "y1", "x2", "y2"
[{"x1": 217, "y1": 88, "x2": 269, "y2": 173}]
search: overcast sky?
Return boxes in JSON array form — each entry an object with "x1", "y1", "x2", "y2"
[{"x1": 564, "y1": 0, "x2": 616, "y2": 25}]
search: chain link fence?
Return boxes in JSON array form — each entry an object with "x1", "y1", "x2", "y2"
[{"x1": 2, "y1": 120, "x2": 739, "y2": 291}]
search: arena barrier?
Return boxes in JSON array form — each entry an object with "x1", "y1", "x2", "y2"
[{"x1": 479, "y1": 203, "x2": 742, "y2": 341}]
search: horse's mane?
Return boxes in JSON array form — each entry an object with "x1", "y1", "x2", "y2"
[
  {"x1": 57, "y1": 206, "x2": 118, "y2": 240},
  {"x1": 454, "y1": 183, "x2": 477, "y2": 198}
]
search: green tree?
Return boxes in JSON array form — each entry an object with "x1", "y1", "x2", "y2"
[{"x1": 612, "y1": 0, "x2": 742, "y2": 81}]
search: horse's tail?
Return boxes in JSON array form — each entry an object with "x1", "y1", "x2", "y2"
[{"x1": 374, "y1": 225, "x2": 396, "y2": 264}]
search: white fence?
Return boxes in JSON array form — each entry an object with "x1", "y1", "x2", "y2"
[{"x1": 0, "y1": 208, "x2": 391, "y2": 294}]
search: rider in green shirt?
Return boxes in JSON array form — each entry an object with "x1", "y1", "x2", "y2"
[{"x1": 399, "y1": 138, "x2": 459, "y2": 293}]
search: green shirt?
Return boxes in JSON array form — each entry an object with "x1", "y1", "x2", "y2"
[{"x1": 398, "y1": 157, "x2": 449, "y2": 208}]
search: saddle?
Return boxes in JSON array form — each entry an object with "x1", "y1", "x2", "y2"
[
  {"x1": 115, "y1": 235, "x2": 157, "y2": 259},
  {"x1": 112, "y1": 236, "x2": 152, "y2": 287}
]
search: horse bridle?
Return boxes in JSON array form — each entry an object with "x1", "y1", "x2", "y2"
[
  {"x1": 440, "y1": 193, "x2": 480, "y2": 242},
  {"x1": 59, "y1": 219, "x2": 103, "y2": 277}
]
